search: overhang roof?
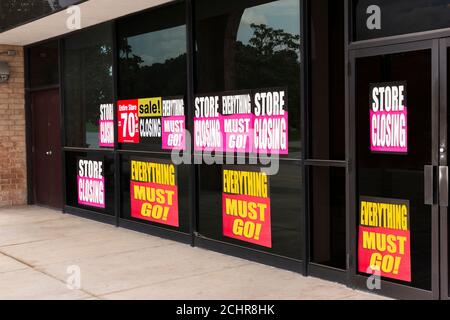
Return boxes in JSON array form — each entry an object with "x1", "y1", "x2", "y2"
[{"x1": 0, "y1": 0, "x2": 173, "y2": 46}]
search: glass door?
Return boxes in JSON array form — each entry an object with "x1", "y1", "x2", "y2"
[{"x1": 349, "y1": 40, "x2": 440, "y2": 300}]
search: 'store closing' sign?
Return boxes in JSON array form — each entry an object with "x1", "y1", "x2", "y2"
[
  {"x1": 370, "y1": 82, "x2": 408, "y2": 154},
  {"x1": 77, "y1": 158, "x2": 105, "y2": 209},
  {"x1": 130, "y1": 159, "x2": 179, "y2": 227},
  {"x1": 358, "y1": 197, "x2": 411, "y2": 282},
  {"x1": 222, "y1": 168, "x2": 272, "y2": 248}
]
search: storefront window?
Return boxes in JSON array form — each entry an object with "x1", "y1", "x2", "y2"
[
  {"x1": 117, "y1": 2, "x2": 187, "y2": 153},
  {"x1": 353, "y1": 0, "x2": 450, "y2": 41},
  {"x1": 310, "y1": 0, "x2": 345, "y2": 160},
  {"x1": 28, "y1": 41, "x2": 59, "y2": 88},
  {"x1": 119, "y1": 154, "x2": 190, "y2": 233},
  {"x1": 63, "y1": 23, "x2": 114, "y2": 149},
  {"x1": 65, "y1": 151, "x2": 115, "y2": 216},
  {"x1": 307, "y1": 0, "x2": 347, "y2": 271},
  {"x1": 309, "y1": 167, "x2": 346, "y2": 269},
  {"x1": 116, "y1": 2, "x2": 189, "y2": 233},
  {"x1": 195, "y1": 0, "x2": 303, "y2": 260},
  {"x1": 196, "y1": 0, "x2": 302, "y2": 157},
  {"x1": 199, "y1": 162, "x2": 303, "y2": 259}
]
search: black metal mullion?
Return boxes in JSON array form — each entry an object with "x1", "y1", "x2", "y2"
[
  {"x1": 112, "y1": 20, "x2": 121, "y2": 228},
  {"x1": 301, "y1": 0, "x2": 310, "y2": 277},
  {"x1": 186, "y1": 0, "x2": 197, "y2": 247},
  {"x1": 59, "y1": 39, "x2": 67, "y2": 212},
  {"x1": 344, "y1": 0, "x2": 353, "y2": 289}
]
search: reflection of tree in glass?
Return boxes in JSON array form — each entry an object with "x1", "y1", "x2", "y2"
[
  {"x1": 235, "y1": 23, "x2": 301, "y2": 138},
  {"x1": 247, "y1": 23, "x2": 300, "y2": 57},
  {"x1": 118, "y1": 23, "x2": 301, "y2": 140},
  {"x1": 119, "y1": 37, "x2": 187, "y2": 99},
  {"x1": 84, "y1": 45, "x2": 113, "y2": 135}
]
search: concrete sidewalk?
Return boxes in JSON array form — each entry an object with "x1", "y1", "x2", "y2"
[{"x1": 0, "y1": 206, "x2": 385, "y2": 300}]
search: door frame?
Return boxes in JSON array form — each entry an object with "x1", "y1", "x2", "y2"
[
  {"x1": 439, "y1": 37, "x2": 450, "y2": 301},
  {"x1": 348, "y1": 39, "x2": 441, "y2": 300}
]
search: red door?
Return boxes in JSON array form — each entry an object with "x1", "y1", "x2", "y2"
[{"x1": 31, "y1": 89, "x2": 62, "y2": 209}]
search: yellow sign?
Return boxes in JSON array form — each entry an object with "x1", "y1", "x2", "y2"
[{"x1": 138, "y1": 98, "x2": 162, "y2": 118}]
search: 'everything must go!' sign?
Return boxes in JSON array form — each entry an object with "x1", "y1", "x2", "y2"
[
  {"x1": 358, "y1": 196, "x2": 411, "y2": 282},
  {"x1": 222, "y1": 168, "x2": 272, "y2": 248},
  {"x1": 117, "y1": 97, "x2": 185, "y2": 150},
  {"x1": 77, "y1": 158, "x2": 105, "y2": 209},
  {"x1": 194, "y1": 88, "x2": 288, "y2": 154},
  {"x1": 370, "y1": 82, "x2": 408, "y2": 154},
  {"x1": 130, "y1": 159, "x2": 179, "y2": 227}
]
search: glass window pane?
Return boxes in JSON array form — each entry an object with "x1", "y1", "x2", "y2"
[
  {"x1": 356, "y1": 51, "x2": 432, "y2": 290},
  {"x1": 353, "y1": 0, "x2": 450, "y2": 41},
  {"x1": 194, "y1": 0, "x2": 303, "y2": 260},
  {"x1": 65, "y1": 151, "x2": 115, "y2": 216},
  {"x1": 310, "y1": 0, "x2": 345, "y2": 160},
  {"x1": 29, "y1": 41, "x2": 59, "y2": 88},
  {"x1": 310, "y1": 167, "x2": 346, "y2": 269},
  {"x1": 120, "y1": 154, "x2": 190, "y2": 234},
  {"x1": 63, "y1": 23, "x2": 114, "y2": 149},
  {"x1": 198, "y1": 161, "x2": 303, "y2": 260},
  {"x1": 117, "y1": 3, "x2": 187, "y2": 153},
  {"x1": 195, "y1": 0, "x2": 302, "y2": 157}
]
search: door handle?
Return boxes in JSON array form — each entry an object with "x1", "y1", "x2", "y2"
[
  {"x1": 439, "y1": 166, "x2": 449, "y2": 207},
  {"x1": 425, "y1": 165, "x2": 436, "y2": 205}
]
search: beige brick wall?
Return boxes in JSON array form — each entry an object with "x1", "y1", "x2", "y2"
[{"x1": 0, "y1": 45, "x2": 27, "y2": 207}]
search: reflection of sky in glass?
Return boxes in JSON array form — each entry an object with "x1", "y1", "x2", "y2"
[
  {"x1": 45, "y1": 0, "x2": 82, "y2": 9},
  {"x1": 237, "y1": 0, "x2": 300, "y2": 44},
  {"x1": 126, "y1": 25, "x2": 186, "y2": 67},
  {"x1": 58, "y1": 0, "x2": 81, "y2": 7}
]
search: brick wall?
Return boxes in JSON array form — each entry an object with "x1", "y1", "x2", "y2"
[{"x1": 0, "y1": 45, "x2": 27, "y2": 207}]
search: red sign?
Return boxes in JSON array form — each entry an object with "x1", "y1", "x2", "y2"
[
  {"x1": 222, "y1": 168, "x2": 272, "y2": 248},
  {"x1": 358, "y1": 197, "x2": 411, "y2": 282},
  {"x1": 118, "y1": 99, "x2": 139, "y2": 144},
  {"x1": 129, "y1": 160, "x2": 179, "y2": 227}
]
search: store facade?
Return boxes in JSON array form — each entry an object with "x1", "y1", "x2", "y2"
[{"x1": 2, "y1": 0, "x2": 450, "y2": 300}]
